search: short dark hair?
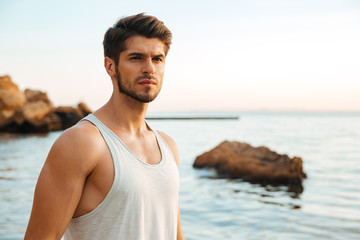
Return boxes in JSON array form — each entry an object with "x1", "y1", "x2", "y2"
[{"x1": 103, "y1": 13, "x2": 172, "y2": 65}]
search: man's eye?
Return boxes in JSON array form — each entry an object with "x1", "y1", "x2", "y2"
[
  {"x1": 153, "y1": 57, "x2": 163, "y2": 62},
  {"x1": 130, "y1": 56, "x2": 141, "y2": 60}
]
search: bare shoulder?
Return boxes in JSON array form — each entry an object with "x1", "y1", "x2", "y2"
[
  {"x1": 55, "y1": 120, "x2": 101, "y2": 149},
  {"x1": 48, "y1": 119, "x2": 104, "y2": 175},
  {"x1": 156, "y1": 130, "x2": 180, "y2": 166}
]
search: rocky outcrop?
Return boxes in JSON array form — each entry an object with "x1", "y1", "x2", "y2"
[
  {"x1": 193, "y1": 141, "x2": 306, "y2": 185},
  {"x1": 0, "y1": 75, "x2": 27, "y2": 127},
  {"x1": 0, "y1": 75, "x2": 92, "y2": 133}
]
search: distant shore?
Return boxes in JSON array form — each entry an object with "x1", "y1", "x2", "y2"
[{"x1": 146, "y1": 116, "x2": 239, "y2": 120}]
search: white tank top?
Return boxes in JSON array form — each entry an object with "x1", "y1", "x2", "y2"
[{"x1": 64, "y1": 114, "x2": 179, "y2": 240}]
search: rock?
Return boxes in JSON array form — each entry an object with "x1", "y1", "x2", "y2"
[
  {"x1": 52, "y1": 103, "x2": 92, "y2": 129},
  {"x1": 193, "y1": 141, "x2": 306, "y2": 185},
  {"x1": 0, "y1": 75, "x2": 26, "y2": 126},
  {"x1": 0, "y1": 75, "x2": 92, "y2": 132},
  {"x1": 24, "y1": 89, "x2": 52, "y2": 104},
  {"x1": 78, "y1": 102, "x2": 92, "y2": 116},
  {"x1": 14, "y1": 98, "x2": 53, "y2": 125},
  {"x1": 54, "y1": 106, "x2": 86, "y2": 130}
]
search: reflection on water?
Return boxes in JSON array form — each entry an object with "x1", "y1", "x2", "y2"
[
  {"x1": 0, "y1": 132, "x2": 50, "y2": 142},
  {"x1": 1, "y1": 113, "x2": 360, "y2": 240},
  {"x1": 0, "y1": 177, "x2": 14, "y2": 180},
  {"x1": 200, "y1": 175, "x2": 304, "y2": 197},
  {"x1": 0, "y1": 168, "x2": 14, "y2": 172},
  {"x1": 198, "y1": 173, "x2": 304, "y2": 212}
]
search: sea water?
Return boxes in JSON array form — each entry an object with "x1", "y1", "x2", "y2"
[{"x1": 1, "y1": 112, "x2": 359, "y2": 240}]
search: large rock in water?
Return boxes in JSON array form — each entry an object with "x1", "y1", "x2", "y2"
[
  {"x1": 193, "y1": 141, "x2": 306, "y2": 185},
  {"x1": 0, "y1": 75, "x2": 92, "y2": 132}
]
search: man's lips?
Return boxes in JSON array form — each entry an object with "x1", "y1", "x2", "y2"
[
  {"x1": 138, "y1": 79, "x2": 156, "y2": 85},
  {"x1": 136, "y1": 75, "x2": 158, "y2": 87},
  {"x1": 137, "y1": 76, "x2": 157, "y2": 87}
]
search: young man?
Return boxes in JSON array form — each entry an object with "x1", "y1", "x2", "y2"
[{"x1": 25, "y1": 13, "x2": 185, "y2": 240}]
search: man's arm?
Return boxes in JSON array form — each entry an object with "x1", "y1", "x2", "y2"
[
  {"x1": 24, "y1": 124, "x2": 99, "y2": 239},
  {"x1": 157, "y1": 131, "x2": 185, "y2": 240}
]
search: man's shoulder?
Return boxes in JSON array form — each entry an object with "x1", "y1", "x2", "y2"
[
  {"x1": 56, "y1": 120, "x2": 102, "y2": 150},
  {"x1": 48, "y1": 120, "x2": 105, "y2": 170}
]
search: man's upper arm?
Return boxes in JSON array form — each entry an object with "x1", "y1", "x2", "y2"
[{"x1": 25, "y1": 125, "x2": 99, "y2": 239}]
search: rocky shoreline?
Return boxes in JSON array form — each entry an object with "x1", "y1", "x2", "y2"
[{"x1": 0, "y1": 75, "x2": 92, "y2": 133}]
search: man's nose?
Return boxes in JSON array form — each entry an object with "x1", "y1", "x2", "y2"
[{"x1": 142, "y1": 58, "x2": 155, "y2": 74}]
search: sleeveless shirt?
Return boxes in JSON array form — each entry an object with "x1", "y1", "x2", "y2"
[{"x1": 63, "y1": 114, "x2": 179, "y2": 240}]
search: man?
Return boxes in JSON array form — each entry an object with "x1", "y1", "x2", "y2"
[{"x1": 25, "y1": 13, "x2": 185, "y2": 240}]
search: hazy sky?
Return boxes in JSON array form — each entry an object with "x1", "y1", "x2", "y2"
[{"x1": 1, "y1": 0, "x2": 359, "y2": 112}]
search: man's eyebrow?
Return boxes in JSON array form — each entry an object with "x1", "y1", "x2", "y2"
[
  {"x1": 153, "y1": 54, "x2": 165, "y2": 58},
  {"x1": 127, "y1": 52, "x2": 165, "y2": 58},
  {"x1": 128, "y1": 52, "x2": 144, "y2": 56}
]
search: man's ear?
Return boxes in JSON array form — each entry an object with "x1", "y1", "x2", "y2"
[{"x1": 104, "y1": 57, "x2": 116, "y2": 78}]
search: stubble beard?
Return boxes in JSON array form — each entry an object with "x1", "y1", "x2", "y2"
[{"x1": 115, "y1": 68, "x2": 161, "y2": 103}]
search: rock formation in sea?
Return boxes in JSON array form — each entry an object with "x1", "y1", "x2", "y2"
[
  {"x1": 193, "y1": 141, "x2": 306, "y2": 185},
  {"x1": 0, "y1": 75, "x2": 92, "y2": 133}
]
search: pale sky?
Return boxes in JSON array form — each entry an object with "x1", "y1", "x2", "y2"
[{"x1": 1, "y1": 0, "x2": 359, "y2": 112}]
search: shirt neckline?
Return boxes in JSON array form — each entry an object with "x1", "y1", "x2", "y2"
[{"x1": 88, "y1": 114, "x2": 164, "y2": 168}]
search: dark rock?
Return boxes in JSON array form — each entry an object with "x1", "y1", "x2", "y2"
[
  {"x1": 78, "y1": 102, "x2": 92, "y2": 116},
  {"x1": 54, "y1": 106, "x2": 85, "y2": 130},
  {"x1": 193, "y1": 141, "x2": 306, "y2": 185}
]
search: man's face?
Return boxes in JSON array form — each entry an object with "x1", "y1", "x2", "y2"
[{"x1": 115, "y1": 35, "x2": 166, "y2": 103}]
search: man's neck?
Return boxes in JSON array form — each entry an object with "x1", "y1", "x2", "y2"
[{"x1": 95, "y1": 92, "x2": 150, "y2": 134}]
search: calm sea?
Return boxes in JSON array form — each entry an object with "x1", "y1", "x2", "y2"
[{"x1": 1, "y1": 112, "x2": 359, "y2": 240}]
